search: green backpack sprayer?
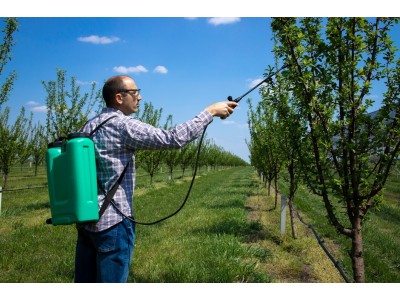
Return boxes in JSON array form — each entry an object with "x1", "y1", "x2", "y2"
[
  {"x1": 45, "y1": 116, "x2": 130, "y2": 225},
  {"x1": 45, "y1": 65, "x2": 288, "y2": 226},
  {"x1": 46, "y1": 133, "x2": 98, "y2": 225}
]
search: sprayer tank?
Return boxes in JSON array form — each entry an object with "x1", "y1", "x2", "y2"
[{"x1": 46, "y1": 134, "x2": 99, "y2": 225}]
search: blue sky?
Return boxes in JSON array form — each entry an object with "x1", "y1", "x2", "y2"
[
  {"x1": 3, "y1": 17, "x2": 277, "y2": 162},
  {"x1": 2, "y1": 12, "x2": 400, "y2": 162}
]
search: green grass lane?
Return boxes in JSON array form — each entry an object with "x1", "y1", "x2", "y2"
[
  {"x1": 131, "y1": 166, "x2": 270, "y2": 283},
  {"x1": 0, "y1": 166, "x2": 271, "y2": 283}
]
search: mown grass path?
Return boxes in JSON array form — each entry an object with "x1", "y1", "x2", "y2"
[
  {"x1": 1, "y1": 167, "x2": 270, "y2": 282},
  {"x1": 3, "y1": 166, "x2": 398, "y2": 283},
  {"x1": 130, "y1": 166, "x2": 270, "y2": 282}
]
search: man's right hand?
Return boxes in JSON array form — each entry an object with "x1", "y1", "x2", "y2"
[{"x1": 206, "y1": 101, "x2": 238, "y2": 119}]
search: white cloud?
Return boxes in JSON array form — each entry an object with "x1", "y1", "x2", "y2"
[
  {"x1": 208, "y1": 18, "x2": 241, "y2": 26},
  {"x1": 222, "y1": 120, "x2": 236, "y2": 125},
  {"x1": 31, "y1": 105, "x2": 47, "y2": 112},
  {"x1": 153, "y1": 66, "x2": 168, "y2": 74},
  {"x1": 113, "y1": 65, "x2": 148, "y2": 74},
  {"x1": 78, "y1": 35, "x2": 120, "y2": 44},
  {"x1": 77, "y1": 80, "x2": 97, "y2": 85},
  {"x1": 248, "y1": 78, "x2": 265, "y2": 88},
  {"x1": 236, "y1": 123, "x2": 249, "y2": 129},
  {"x1": 26, "y1": 100, "x2": 39, "y2": 106},
  {"x1": 222, "y1": 120, "x2": 248, "y2": 129}
]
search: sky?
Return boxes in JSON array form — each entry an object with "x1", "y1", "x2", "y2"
[
  {"x1": 2, "y1": 17, "x2": 277, "y2": 162},
  {"x1": 1, "y1": 2, "x2": 399, "y2": 163}
]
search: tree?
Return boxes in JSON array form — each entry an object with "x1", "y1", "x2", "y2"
[
  {"x1": 30, "y1": 122, "x2": 47, "y2": 176},
  {"x1": 135, "y1": 102, "x2": 171, "y2": 185},
  {"x1": 204, "y1": 139, "x2": 222, "y2": 171},
  {"x1": 43, "y1": 69, "x2": 102, "y2": 142},
  {"x1": 258, "y1": 57, "x2": 308, "y2": 239},
  {"x1": 178, "y1": 141, "x2": 197, "y2": 178},
  {"x1": 161, "y1": 115, "x2": 181, "y2": 181},
  {"x1": 16, "y1": 111, "x2": 33, "y2": 172},
  {"x1": 0, "y1": 18, "x2": 18, "y2": 109},
  {"x1": 271, "y1": 17, "x2": 400, "y2": 282},
  {"x1": 0, "y1": 17, "x2": 19, "y2": 188},
  {"x1": 247, "y1": 97, "x2": 284, "y2": 208},
  {"x1": 164, "y1": 146, "x2": 180, "y2": 180},
  {"x1": 0, "y1": 107, "x2": 30, "y2": 188}
]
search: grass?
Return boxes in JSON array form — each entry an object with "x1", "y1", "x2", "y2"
[
  {"x1": 130, "y1": 167, "x2": 271, "y2": 282},
  {"x1": 277, "y1": 171, "x2": 400, "y2": 283},
  {"x1": 244, "y1": 181, "x2": 345, "y2": 283},
  {"x1": 0, "y1": 166, "x2": 270, "y2": 283},
  {"x1": 1, "y1": 164, "x2": 399, "y2": 283}
]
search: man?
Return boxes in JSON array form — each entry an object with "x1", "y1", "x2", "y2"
[{"x1": 74, "y1": 75, "x2": 238, "y2": 283}]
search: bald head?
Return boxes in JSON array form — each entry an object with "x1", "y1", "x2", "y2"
[
  {"x1": 102, "y1": 75, "x2": 132, "y2": 107},
  {"x1": 102, "y1": 75, "x2": 142, "y2": 115}
]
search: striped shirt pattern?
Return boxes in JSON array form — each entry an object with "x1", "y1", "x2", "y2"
[{"x1": 80, "y1": 107, "x2": 213, "y2": 232}]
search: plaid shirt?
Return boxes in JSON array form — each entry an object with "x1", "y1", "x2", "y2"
[{"x1": 80, "y1": 107, "x2": 213, "y2": 232}]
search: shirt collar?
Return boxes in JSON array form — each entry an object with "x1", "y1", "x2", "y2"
[{"x1": 101, "y1": 107, "x2": 126, "y2": 116}]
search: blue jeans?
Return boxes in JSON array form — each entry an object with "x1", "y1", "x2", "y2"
[{"x1": 74, "y1": 218, "x2": 135, "y2": 283}]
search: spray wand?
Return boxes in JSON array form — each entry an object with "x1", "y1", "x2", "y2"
[{"x1": 227, "y1": 63, "x2": 290, "y2": 103}]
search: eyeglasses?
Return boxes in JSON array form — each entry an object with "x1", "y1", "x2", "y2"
[{"x1": 118, "y1": 89, "x2": 141, "y2": 96}]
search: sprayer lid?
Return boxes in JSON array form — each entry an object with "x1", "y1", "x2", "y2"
[
  {"x1": 48, "y1": 140, "x2": 64, "y2": 149},
  {"x1": 67, "y1": 132, "x2": 91, "y2": 140}
]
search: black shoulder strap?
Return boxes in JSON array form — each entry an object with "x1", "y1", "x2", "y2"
[
  {"x1": 89, "y1": 115, "x2": 118, "y2": 136},
  {"x1": 98, "y1": 160, "x2": 131, "y2": 218}
]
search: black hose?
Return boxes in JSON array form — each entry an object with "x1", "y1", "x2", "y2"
[
  {"x1": 293, "y1": 205, "x2": 351, "y2": 283},
  {"x1": 113, "y1": 125, "x2": 208, "y2": 225}
]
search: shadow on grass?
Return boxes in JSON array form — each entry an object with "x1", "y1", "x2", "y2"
[
  {"x1": 372, "y1": 204, "x2": 400, "y2": 225},
  {"x1": 191, "y1": 218, "x2": 267, "y2": 243},
  {"x1": 26, "y1": 201, "x2": 50, "y2": 210},
  {"x1": 1, "y1": 201, "x2": 50, "y2": 217},
  {"x1": 205, "y1": 199, "x2": 245, "y2": 210}
]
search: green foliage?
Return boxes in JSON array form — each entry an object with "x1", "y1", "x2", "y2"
[
  {"x1": 0, "y1": 17, "x2": 18, "y2": 108},
  {"x1": 0, "y1": 107, "x2": 30, "y2": 188},
  {"x1": 43, "y1": 68, "x2": 102, "y2": 142},
  {"x1": 250, "y1": 17, "x2": 400, "y2": 282},
  {"x1": 30, "y1": 122, "x2": 48, "y2": 176},
  {"x1": 270, "y1": 17, "x2": 400, "y2": 222},
  {"x1": 135, "y1": 101, "x2": 247, "y2": 183},
  {"x1": 0, "y1": 18, "x2": 19, "y2": 188},
  {"x1": 134, "y1": 101, "x2": 169, "y2": 184}
]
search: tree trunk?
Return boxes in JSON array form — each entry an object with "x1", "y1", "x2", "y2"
[
  {"x1": 274, "y1": 175, "x2": 279, "y2": 209},
  {"x1": 288, "y1": 159, "x2": 297, "y2": 239},
  {"x1": 3, "y1": 173, "x2": 9, "y2": 190},
  {"x1": 288, "y1": 197, "x2": 297, "y2": 239},
  {"x1": 149, "y1": 173, "x2": 154, "y2": 185},
  {"x1": 181, "y1": 167, "x2": 185, "y2": 178},
  {"x1": 351, "y1": 213, "x2": 365, "y2": 283}
]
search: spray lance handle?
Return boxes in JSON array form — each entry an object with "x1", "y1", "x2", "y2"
[{"x1": 227, "y1": 63, "x2": 290, "y2": 103}]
